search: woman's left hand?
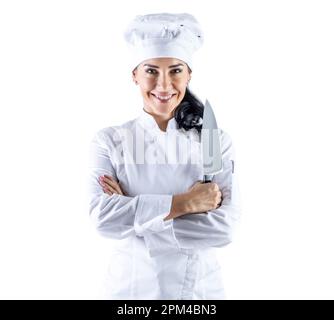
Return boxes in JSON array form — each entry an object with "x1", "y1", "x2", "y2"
[{"x1": 99, "y1": 175, "x2": 125, "y2": 196}]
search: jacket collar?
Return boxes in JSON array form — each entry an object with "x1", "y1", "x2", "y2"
[{"x1": 137, "y1": 108, "x2": 178, "y2": 133}]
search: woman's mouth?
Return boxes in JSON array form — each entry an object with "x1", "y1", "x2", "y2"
[{"x1": 151, "y1": 93, "x2": 176, "y2": 103}]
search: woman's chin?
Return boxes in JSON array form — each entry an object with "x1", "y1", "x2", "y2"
[
  {"x1": 154, "y1": 107, "x2": 174, "y2": 116},
  {"x1": 147, "y1": 102, "x2": 172, "y2": 114},
  {"x1": 144, "y1": 96, "x2": 180, "y2": 115}
]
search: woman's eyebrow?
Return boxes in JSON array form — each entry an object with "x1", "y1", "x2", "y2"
[{"x1": 143, "y1": 63, "x2": 184, "y2": 68}]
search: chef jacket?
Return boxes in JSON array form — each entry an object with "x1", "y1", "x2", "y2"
[{"x1": 87, "y1": 108, "x2": 241, "y2": 299}]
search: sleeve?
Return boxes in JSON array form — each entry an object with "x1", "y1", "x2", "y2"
[
  {"x1": 87, "y1": 129, "x2": 176, "y2": 241},
  {"x1": 142, "y1": 130, "x2": 242, "y2": 256}
]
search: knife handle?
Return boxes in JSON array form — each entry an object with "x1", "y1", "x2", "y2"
[{"x1": 203, "y1": 174, "x2": 213, "y2": 183}]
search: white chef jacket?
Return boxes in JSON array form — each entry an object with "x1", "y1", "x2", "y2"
[{"x1": 87, "y1": 108, "x2": 241, "y2": 300}]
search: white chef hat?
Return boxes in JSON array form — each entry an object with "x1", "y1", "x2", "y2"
[{"x1": 124, "y1": 13, "x2": 204, "y2": 71}]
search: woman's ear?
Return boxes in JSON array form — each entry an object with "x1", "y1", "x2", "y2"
[
  {"x1": 188, "y1": 68, "x2": 192, "y2": 83},
  {"x1": 132, "y1": 69, "x2": 138, "y2": 85}
]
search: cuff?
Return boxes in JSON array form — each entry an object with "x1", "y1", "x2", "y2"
[
  {"x1": 134, "y1": 194, "x2": 181, "y2": 257},
  {"x1": 134, "y1": 194, "x2": 173, "y2": 236}
]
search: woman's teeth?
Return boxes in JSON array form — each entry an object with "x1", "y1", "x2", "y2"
[{"x1": 152, "y1": 94, "x2": 174, "y2": 102}]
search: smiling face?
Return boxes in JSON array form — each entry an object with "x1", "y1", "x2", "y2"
[{"x1": 132, "y1": 57, "x2": 191, "y2": 118}]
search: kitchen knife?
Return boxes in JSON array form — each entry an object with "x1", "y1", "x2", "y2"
[{"x1": 201, "y1": 99, "x2": 222, "y2": 183}]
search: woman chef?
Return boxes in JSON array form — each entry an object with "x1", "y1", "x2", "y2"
[{"x1": 88, "y1": 13, "x2": 241, "y2": 299}]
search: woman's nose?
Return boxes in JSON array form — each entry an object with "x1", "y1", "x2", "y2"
[{"x1": 156, "y1": 74, "x2": 173, "y2": 90}]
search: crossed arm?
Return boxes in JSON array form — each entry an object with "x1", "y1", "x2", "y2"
[
  {"x1": 98, "y1": 174, "x2": 222, "y2": 220},
  {"x1": 88, "y1": 129, "x2": 241, "y2": 257}
]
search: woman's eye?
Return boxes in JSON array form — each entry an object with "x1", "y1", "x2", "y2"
[
  {"x1": 146, "y1": 68, "x2": 157, "y2": 74},
  {"x1": 171, "y1": 68, "x2": 182, "y2": 74},
  {"x1": 145, "y1": 68, "x2": 183, "y2": 75}
]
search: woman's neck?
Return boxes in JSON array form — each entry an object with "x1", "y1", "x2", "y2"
[
  {"x1": 153, "y1": 115, "x2": 172, "y2": 131},
  {"x1": 144, "y1": 108, "x2": 174, "y2": 132}
]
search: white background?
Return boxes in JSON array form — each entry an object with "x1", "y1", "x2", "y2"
[{"x1": 0, "y1": 0, "x2": 333, "y2": 299}]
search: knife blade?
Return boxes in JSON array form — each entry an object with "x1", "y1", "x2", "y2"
[{"x1": 201, "y1": 99, "x2": 222, "y2": 183}]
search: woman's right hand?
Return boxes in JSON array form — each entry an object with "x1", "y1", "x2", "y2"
[
  {"x1": 186, "y1": 181, "x2": 222, "y2": 213},
  {"x1": 166, "y1": 181, "x2": 223, "y2": 221}
]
